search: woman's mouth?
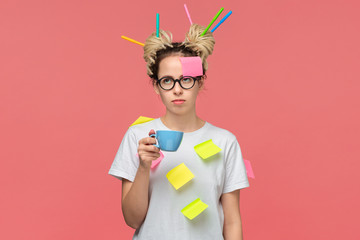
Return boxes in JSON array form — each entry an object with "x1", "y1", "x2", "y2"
[{"x1": 172, "y1": 99, "x2": 185, "y2": 105}]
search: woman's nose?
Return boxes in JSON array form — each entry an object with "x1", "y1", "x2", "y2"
[{"x1": 173, "y1": 81, "x2": 183, "y2": 94}]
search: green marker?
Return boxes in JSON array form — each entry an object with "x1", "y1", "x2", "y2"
[{"x1": 201, "y1": 7, "x2": 224, "y2": 36}]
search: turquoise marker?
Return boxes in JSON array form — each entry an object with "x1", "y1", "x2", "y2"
[
  {"x1": 156, "y1": 13, "x2": 159, "y2": 37},
  {"x1": 211, "y1": 11, "x2": 232, "y2": 32}
]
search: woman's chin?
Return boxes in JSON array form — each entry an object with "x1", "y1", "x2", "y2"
[{"x1": 166, "y1": 106, "x2": 190, "y2": 116}]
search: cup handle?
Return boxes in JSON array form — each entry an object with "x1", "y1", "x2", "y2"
[{"x1": 149, "y1": 134, "x2": 160, "y2": 148}]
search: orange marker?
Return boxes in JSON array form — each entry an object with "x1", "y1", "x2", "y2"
[{"x1": 121, "y1": 35, "x2": 144, "y2": 46}]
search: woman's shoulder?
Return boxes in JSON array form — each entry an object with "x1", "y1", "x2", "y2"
[{"x1": 206, "y1": 122, "x2": 237, "y2": 141}]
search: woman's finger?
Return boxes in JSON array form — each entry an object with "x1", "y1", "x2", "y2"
[
  {"x1": 139, "y1": 137, "x2": 156, "y2": 145},
  {"x1": 148, "y1": 129, "x2": 156, "y2": 136}
]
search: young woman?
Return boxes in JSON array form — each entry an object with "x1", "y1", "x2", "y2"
[{"x1": 109, "y1": 24, "x2": 249, "y2": 240}]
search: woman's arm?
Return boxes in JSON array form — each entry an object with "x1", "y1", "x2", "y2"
[
  {"x1": 121, "y1": 130, "x2": 160, "y2": 229},
  {"x1": 221, "y1": 190, "x2": 244, "y2": 240},
  {"x1": 121, "y1": 165, "x2": 151, "y2": 229}
]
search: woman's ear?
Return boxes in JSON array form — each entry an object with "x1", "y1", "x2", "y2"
[
  {"x1": 153, "y1": 80, "x2": 160, "y2": 95},
  {"x1": 198, "y1": 77, "x2": 205, "y2": 90}
]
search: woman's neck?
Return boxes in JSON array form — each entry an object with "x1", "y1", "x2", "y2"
[{"x1": 160, "y1": 111, "x2": 205, "y2": 133}]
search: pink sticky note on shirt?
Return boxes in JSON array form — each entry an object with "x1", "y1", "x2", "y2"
[
  {"x1": 244, "y1": 159, "x2": 255, "y2": 179},
  {"x1": 151, "y1": 151, "x2": 164, "y2": 169},
  {"x1": 180, "y1": 57, "x2": 203, "y2": 77},
  {"x1": 136, "y1": 151, "x2": 164, "y2": 169}
]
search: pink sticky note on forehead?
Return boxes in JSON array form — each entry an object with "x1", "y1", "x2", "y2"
[{"x1": 180, "y1": 57, "x2": 203, "y2": 77}]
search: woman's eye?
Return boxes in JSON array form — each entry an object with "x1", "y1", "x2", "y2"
[
  {"x1": 161, "y1": 78, "x2": 172, "y2": 84},
  {"x1": 182, "y1": 78, "x2": 191, "y2": 83}
]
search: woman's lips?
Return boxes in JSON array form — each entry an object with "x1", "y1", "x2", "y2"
[{"x1": 172, "y1": 99, "x2": 185, "y2": 105}]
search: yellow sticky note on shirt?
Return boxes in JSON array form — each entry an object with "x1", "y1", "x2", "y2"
[
  {"x1": 194, "y1": 139, "x2": 222, "y2": 159},
  {"x1": 181, "y1": 198, "x2": 208, "y2": 220},
  {"x1": 129, "y1": 116, "x2": 154, "y2": 127},
  {"x1": 166, "y1": 163, "x2": 194, "y2": 190}
]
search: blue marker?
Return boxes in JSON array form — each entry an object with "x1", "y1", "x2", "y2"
[{"x1": 211, "y1": 11, "x2": 232, "y2": 33}]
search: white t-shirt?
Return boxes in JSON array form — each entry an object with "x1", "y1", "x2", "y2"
[{"x1": 108, "y1": 118, "x2": 249, "y2": 240}]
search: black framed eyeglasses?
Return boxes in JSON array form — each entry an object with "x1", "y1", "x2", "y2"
[{"x1": 156, "y1": 76, "x2": 202, "y2": 90}]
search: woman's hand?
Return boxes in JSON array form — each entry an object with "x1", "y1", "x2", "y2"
[{"x1": 137, "y1": 129, "x2": 160, "y2": 169}]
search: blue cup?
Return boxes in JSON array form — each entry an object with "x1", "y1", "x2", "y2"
[{"x1": 149, "y1": 130, "x2": 184, "y2": 152}]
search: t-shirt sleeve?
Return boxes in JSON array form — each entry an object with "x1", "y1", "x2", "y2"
[
  {"x1": 108, "y1": 127, "x2": 139, "y2": 182},
  {"x1": 223, "y1": 135, "x2": 250, "y2": 193}
]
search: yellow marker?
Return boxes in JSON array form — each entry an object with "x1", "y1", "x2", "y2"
[
  {"x1": 121, "y1": 35, "x2": 145, "y2": 46},
  {"x1": 129, "y1": 116, "x2": 154, "y2": 127},
  {"x1": 181, "y1": 198, "x2": 208, "y2": 220},
  {"x1": 166, "y1": 163, "x2": 194, "y2": 190},
  {"x1": 194, "y1": 139, "x2": 221, "y2": 159}
]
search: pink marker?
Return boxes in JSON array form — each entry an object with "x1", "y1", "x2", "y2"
[{"x1": 184, "y1": 4, "x2": 193, "y2": 25}]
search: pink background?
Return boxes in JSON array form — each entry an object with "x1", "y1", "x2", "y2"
[{"x1": 1, "y1": 0, "x2": 359, "y2": 239}]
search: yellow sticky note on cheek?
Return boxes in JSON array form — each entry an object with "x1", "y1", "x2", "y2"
[
  {"x1": 194, "y1": 139, "x2": 221, "y2": 159},
  {"x1": 166, "y1": 163, "x2": 194, "y2": 190},
  {"x1": 181, "y1": 198, "x2": 208, "y2": 220},
  {"x1": 129, "y1": 116, "x2": 154, "y2": 127}
]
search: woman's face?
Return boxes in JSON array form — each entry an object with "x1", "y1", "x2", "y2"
[{"x1": 154, "y1": 55, "x2": 203, "y2": 116}]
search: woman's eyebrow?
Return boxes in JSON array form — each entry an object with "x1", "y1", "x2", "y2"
[
  {"x1": 159, "y1": 75, "x2": 183, "y2": 78},
  {"x1": 158, "y1": 75, "x2": 173, "y2": 79}
]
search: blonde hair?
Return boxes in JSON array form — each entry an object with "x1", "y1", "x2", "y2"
[{"x1": 143, "y1": 24, "x2": 215, "y2": 78}]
